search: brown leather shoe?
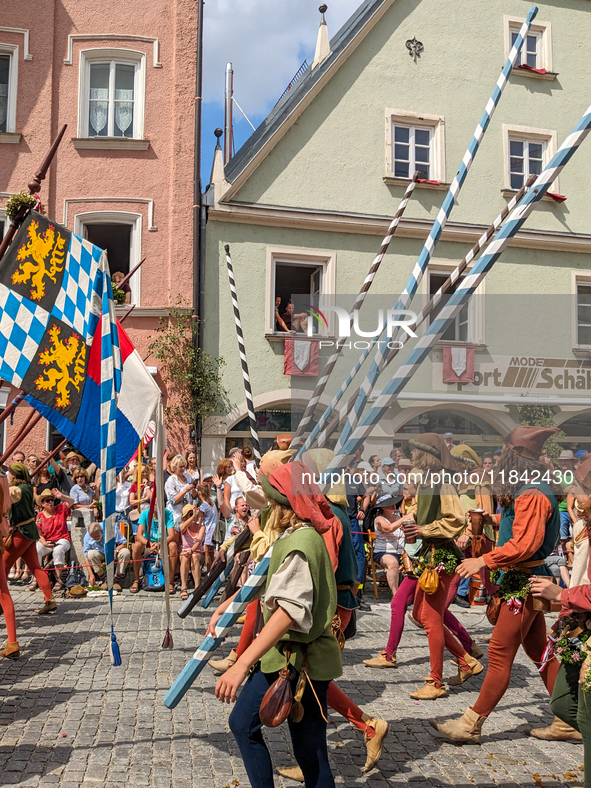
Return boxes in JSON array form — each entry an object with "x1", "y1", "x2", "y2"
[
  {"x1": 529, "y1": 716, "x2": 582, "y2": 742},
  {"x1": 363, "y1": 652, "x2": 397, "y2": 668},
  {"x1": 470, "y1": 642, "x2": 484, "y2": 659},
  {"x1": 410, "y1": 678, "x2": 447, "y2": 700},
  {"x1": 209, "y1": 649, "x2": 238, "y2": 674},
  {"x1": 35, "y1": 597, "x2": 57, "y2": 615},
  {"x1": 276, "y1": 765, "x2": 305, "y2": 782},
  {"x1": 363, "y1": 717, "x2": 389, "y2": 772},
  {"x1": 0, "y1": 641, "x2": 20, "y2": 660},
  {"x1": 448, "y1": 654, "x2": 484, "y2": 686},
  {"x1": 430, "y1": 706, "x2": 486, "y2": 744}
]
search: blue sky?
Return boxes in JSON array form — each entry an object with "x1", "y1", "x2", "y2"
[{"x1": 201, "y1": 0, "x2": 361, "y2": 182}]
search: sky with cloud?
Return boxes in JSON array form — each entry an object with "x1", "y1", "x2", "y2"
[{"x1": 201, "y1": 0, "x2": 362, "y2": 179}]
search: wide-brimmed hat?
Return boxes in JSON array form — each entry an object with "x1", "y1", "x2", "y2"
[
  {"x1": 37, "y1": 489, "x2": 56, "y2": 505},
  {"x1": 372, "y1": 494, "x2": 403, "y2": 510},
  {"x1": 66, "y1": 451, "x2": 80, "y2": 461},
  {"x1": 504, "y1": 427, "x2": 560, "y2": 460},
  {"x1": 558, "y1": 450, "x2": 576, "y2": 461},
  {"x1": 181, "y1": 504, "x2": 194, "y2": 521}
]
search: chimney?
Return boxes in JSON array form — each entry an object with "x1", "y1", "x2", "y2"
[{"x1": 312, "y1": 5, "x2": 330, "y2": 69}]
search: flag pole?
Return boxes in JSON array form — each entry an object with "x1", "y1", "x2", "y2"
[
  {"x1": 0, "y1": 124, "x2": 67, "y2": 262},
  {"x1": 0, "y1": 124, "x2": 68, "y2": 448},
  {"x1": 0, "y1": 412, "x2": 43, "y2": 465},
  {"x1": 334, "y1": 6, "x2": 538, "y2": 454},
  {"x1": 306, "y1": 175, "x2": 537, "y2": 450},
  {"x1": 320, "y1": 100, "x2": 591, "y2": 478},
  {"x1": 225, "y1": 244, "x2": 261, "y2": 461},
  {"x1": 290, "y1": 173, "x2": 420, "y2": 453},
  {"x1": 31, "y1": 439, "x2": 68, "y2": 475}
]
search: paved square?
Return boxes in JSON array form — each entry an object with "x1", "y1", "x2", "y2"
[{"x1": 0, "y1": 589, "x2": 584, "y2": 787}]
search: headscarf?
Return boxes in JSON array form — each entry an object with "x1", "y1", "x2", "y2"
[
  {"x1": 9, "y1": 462, "x2": 31, "y2": 485},
  {"x1": 408, "y1": 433, "x2": 472, "y2": 473},
  {"x1": 261, "y1": 461, "x2": 342, "y2": 571}
]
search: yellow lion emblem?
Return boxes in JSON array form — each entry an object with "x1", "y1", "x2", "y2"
[
  {"x1": 12, "y1": 219, "x2": 67, "y2": 302},
  {"x1": 34, "y1": 325, "x2": 86, "y2": 409}
]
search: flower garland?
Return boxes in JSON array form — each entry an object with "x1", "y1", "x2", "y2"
[
  {"x1": 555, "y1": 631, "x2": 589, "y2": 664},
  {"x1": 413, "y1": 547, "x2": 459, "y2": 576},
  {"x1": 5, "y1": 191, "x2": 44, "y2": 221},
  {"x1": 490, "y1": 568, "x2": 530, "y2": 614}
]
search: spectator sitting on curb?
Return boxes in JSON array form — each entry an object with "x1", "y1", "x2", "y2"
[{"x1": 83, "y1": 521, "x2": 130, "y2": 591}]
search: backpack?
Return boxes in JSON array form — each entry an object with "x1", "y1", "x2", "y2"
[
  {"x1": 141, "y1": 556, "x2": 165, "y2": 591},
  {"x1": 66, "y1": 561, "x2": 87, "y2": 590}
]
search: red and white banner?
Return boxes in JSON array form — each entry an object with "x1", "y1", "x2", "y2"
[
  {"x1": 284, "y1": 339, "x2": 319, "y2": 376},
  {"x1": 442, "y1": 345, "x2": 475, "y2": 383}
]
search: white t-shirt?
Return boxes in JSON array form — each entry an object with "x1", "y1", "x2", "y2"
[{"x1": 374, "y1": 516, "x2": 405, "y2": 555}]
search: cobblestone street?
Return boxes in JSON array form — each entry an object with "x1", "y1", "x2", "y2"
[{"x1": 0, "y1": 588, "x2": 585, "y2": 788}]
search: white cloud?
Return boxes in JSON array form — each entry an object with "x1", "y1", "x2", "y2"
[{"x1": 203, "y1": 0, "x2": 362, "y2": 118}]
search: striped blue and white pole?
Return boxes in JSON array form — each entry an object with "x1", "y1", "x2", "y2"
[
  {"x1": 164, "y1": 548, "x2": 274, "y2": 709},
  {"x1": 321, "y1": 102, "x2": 591, "y2": 479},
  {"x1": 290, "y1": 172, "x2": 420, "y2": 453},
  {"x1": 333, "y1": 5, "x2": 538, "y2": 454},
  {"x1": 308, "y1": 175, "x2": 536, "y2": 450}
]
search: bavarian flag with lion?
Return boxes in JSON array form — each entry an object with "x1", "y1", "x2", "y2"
[{"x1": 0, "y1": 210, "x2": 160, "y2": 471}]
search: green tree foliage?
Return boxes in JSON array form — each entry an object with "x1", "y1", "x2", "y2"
[
  {"x1": 148, "y1": 299, "x2": 230, "y2": 429},
  {"x1": 517, "y1": 404, "x2": 564, "y2": 460}
]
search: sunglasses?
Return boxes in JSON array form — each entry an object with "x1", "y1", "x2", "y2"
[{"x1": 44, "y1": 498, "x2": 55, "y2": 503}]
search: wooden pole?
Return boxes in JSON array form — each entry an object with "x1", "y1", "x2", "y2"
[
  {"x1": 0, "y1": 124, "x2": 67, "y2": 262},
  {"x1": 32, "y1": 438, "x2": 68, "y2": 475},
  {"x1": 118, "y1": 257, "x2": 145, "y2": 289},
  {"x1": 0, "y1": 124, "x2": 68, "y2": 448}
]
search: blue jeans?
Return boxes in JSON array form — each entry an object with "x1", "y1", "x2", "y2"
[
  {"x1": 350, "y1": 518, "x2": 365, "y2": 585},
  {"x1": 229, "y1": 666, "x2": 334, "y2": 788},
  {"x1": 458, "y1": 575, "x2": 470, "y2": 596},
  {"x1": 560, "y1": 511, "x2": 572, "y2": 540}
]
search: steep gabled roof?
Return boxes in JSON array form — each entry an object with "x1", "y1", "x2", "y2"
[{"x1": 224, "y1": 0, "x2": 396, "y2": 192}]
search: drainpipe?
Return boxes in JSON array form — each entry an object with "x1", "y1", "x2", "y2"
[{"x1": 193, "y1": 0, "x2": 205, "y2": 456}]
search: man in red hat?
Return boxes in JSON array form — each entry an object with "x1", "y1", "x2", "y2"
[{"x1": 430, "y1": 426, "x2": 566, "y2": 743}]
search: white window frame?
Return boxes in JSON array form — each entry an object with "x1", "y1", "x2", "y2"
[
  {"x1": 0, "y1": 207, "x2": 7, "y2": 237},
  {"x1": 0, "y1": 44, "x2": 18, "y2": 134},
  {"x1": 265, "y1": 247, "x2": 336, "y2": 335},
  {"x1": 572, "y1": 271, "x2": 591, "y2": 351},
  {"x1": 504, "y1": 16, "x2": 553, "y2": 72},
  {"x1": 74, "y1": 210, "x2": 142, "y2": 306},
  {"x1": 77, "y1": 48, "x2": 146, "y2": 139},
  {"x1": 424, "y1": 262, "x2": 485, "y2": 346},
  {"x1": 502, "y1": 124, "x2": 558, "y2": 193},
  {"x1": 386, "y1": 108, "x2": 446, "y2": 182}
]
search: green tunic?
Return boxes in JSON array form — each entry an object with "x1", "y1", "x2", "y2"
[
  {"x1": 260, "y1": 525, "x2": 342, "y2": 681},
  {"x1": 9, "y1": 484, "x2": 38, "y2": 541}
]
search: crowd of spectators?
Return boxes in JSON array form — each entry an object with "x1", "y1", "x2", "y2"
[{"x1": 3, "y1": 432, "x2": 589, "y2": 608}]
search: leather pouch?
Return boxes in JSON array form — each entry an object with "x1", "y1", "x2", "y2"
[{"x1": 486, "y1": 593, "x2": 502, "y2": 626}]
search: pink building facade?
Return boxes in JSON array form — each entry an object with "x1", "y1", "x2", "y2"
[{"x1": 0, "y1": 0, "x2": 197, "y2": 458}]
